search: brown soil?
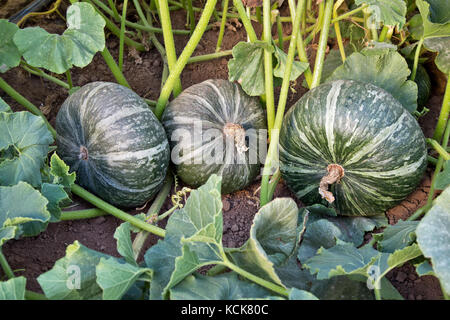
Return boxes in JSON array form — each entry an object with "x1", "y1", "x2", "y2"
[{"x1": 0, "y1": 1, "x2": 445, "y2": 300}]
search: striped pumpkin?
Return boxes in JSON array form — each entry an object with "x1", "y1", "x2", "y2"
[
  {"x1": 162, "y1": 79, "x2": 267, "y2": 194},
  {"x1": 279, "y1": 80, "x2": 427, "y2": 216},
  {"x1": 55, "y1": 82, "x2": 170, "y2": 208}
]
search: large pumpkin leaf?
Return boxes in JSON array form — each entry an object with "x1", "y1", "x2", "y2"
[
  {"x1": 416, "y1": 0, "x2": 450, "y2": 39},
  {"x1": 373, "y1": 220, "x2": 419, "y2": 253},
  {"x1": 0, "y1": 277, "x2": 26, "y2": 300},
  {"x1": 227, "y1": 198, "x2": 301, "y2": 288},
  {"x1": 13, "y1": 3, "x2": 105, "y2": 74},
  {"x1": 354, "y1": 0, "x2": 406, "y2": 28},
  {"x1": 170, "y1": 273, "x2": 275, "y2": 300},
  {"x1": 0, "y1": 226, "x2": 16, "y2": 247},
  {"x1": 0, "y1": 97, "x2": 11, "y2": 113},
  {"x1": 416, "y1": 186, "x2": 450, "y2": 295},
  {"x1": 273, "y1": 46, "x2": 309, "y2": 81},
  {"x1": 0, "y1": 111, "x2": 53, "y2": 187},
  {"x1": 297, "y1": 204, "x2": 387, "y2": 262},
  {"x1": 37, "y1": 241, "x2": 109, "y2": 300},
  {"x1": 423, "y1": 37, "x2": 450, "y2": 74},
  {"x1": 228, "y1": 41, "x2": 269, "y2": 96},
  {"x1": 0, "y1": 182, "x2": 50, "y2": 235},
  {"x1": 0, "y1": 19, "x2": 21, "y2": 73},
  {"x1": 435, "y1": 160, "x2": 450, "y2": 190},
  {"x1": 326, "y1": 49, "x2": 418, "y2": 113},
  {"x1": 96, "y1": 257, "x2": 152, "y2": 300},
  {"x1": 144, "y1": 175, "x2": 224, "y2": 299}
]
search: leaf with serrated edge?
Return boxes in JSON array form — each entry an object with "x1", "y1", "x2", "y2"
[
  {"x1": 37, "y1": 241, "x2": 109, "y2": 300},
  {"x1": 96, "y1": 257, "x2": 152, "y2": 300},
  {"x1": 0, "y1": 276, "x2": 26, "y2": 300},
  {"x1": 273, "y1": 46, "x2": 309, "y2": 81},
  {"x1": 0, "y1": 111, "x2": 53, "y2": 187},
  {"x1": 416, "y1": 187, "x2": 450, "y2": 294},
  {"x1": 49, "y1": 153, "x2": 76, "y2": 189}
]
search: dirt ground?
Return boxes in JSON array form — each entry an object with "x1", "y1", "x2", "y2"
[{"x1": 0, "y1": 1, "x2": 445, "y2": 300}]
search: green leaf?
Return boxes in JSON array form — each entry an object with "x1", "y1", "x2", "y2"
[
  {"x1": 96, "y1": 257, "x2": 152, "y2": 300},
  {"x1": 170, "y1": 273, "x2": 274, "y2": 300},
  {"x1": 435, "y1": 160, "x2": 450, "y2": 190},
  {"x1": 48, "y1": 153, "x2": 76, "y2": 189},
  {"x1": 416, "y1": 186, "x2": 450, "y2": 294},
  {"x1": 0, "y1": 97, "x2": 11, "y2": 113},
  {"x1": 273, "y1": 46, "x2": 309, "y2": 81},
  {"x1": 304, "y1": 241, "x2": 381, "y2": 280},
  {"x1": 408, "y1": 14, "x2": 424, "y2": 40},
  {"x1": 416, "y1": 0, "x2": 450, "y2": 39},
  {"x1": 288, "y1": 288, "x2": 319, "y2": 300},
  {"x1": 297, "y1": 205, "x2": 387, "y2": 262},
  {"x1": 13, "y1": 3, "x2": 105, "y2": 74},
  {"x1": 0, "y1": 276, "x2": 26, "y2": 300},
  {"x1": 0, "y1": 111, "x2": 53, "y2": 187},
  {"x1": 326, "y1": 49, "x2": 418, "y2": 113},
  {"x1": 0, "y1": 182, "x2": 50, "y2": 233},
  {"x1": 113, "y1": 215, "x2": 146, "y2": 266},
  {"x1": 37, "y1": 241, "x2": 109, "y2": 299},
  {"x1": 0, "y1": 19, "x2": 21, "y2": 73},
  {"x1": 0, "y1": 226, "x2": 16, "y2": 247},
  {"x1": 144, "y1": 175, "x2": 224, "y2": 299},
  {"x1": 415, "y1": 260, "x2": 435, "y2": 276},
  {"x1": 40, "y1": 183, "x2": 70, "y2": 222},
  {"x1": 228, "y1": 41, "x2": 268, "y2": 96},
  {"x1": 227, "y1": 198, "x2": 301, "y2": 287},
  {"x1": 355, "y1": 0, "x2": 406, "y2": 28},
  {"x1": 374, "y1": 220, "x2": 419, "y2": 253},
  {"x1": 423, "y1": 37, "x2": 450, "y2": 75}
]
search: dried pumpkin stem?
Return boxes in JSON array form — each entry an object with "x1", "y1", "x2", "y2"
[{"x1": 318, "y1": 164, "x2": 345, "y2": 203}]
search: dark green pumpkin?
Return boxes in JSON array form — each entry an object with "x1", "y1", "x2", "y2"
[
  {"x1": 162, "y1": 79, "x2": 267, "y2": 194},
  {"x1": 279, "y1": 80, "x2": 427, "y2": 216},
  {"x1": 55, "y1": 81, "x2": 170, "y2": 208}
]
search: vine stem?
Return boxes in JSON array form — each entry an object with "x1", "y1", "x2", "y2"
[
  {"x1": 119, "y1": 0, "x2": 129, "y2": 71},
  {"x1": 433, "y1": 77, "x2": 450, "y2": 142},
  {"x1": 100, "y1": 47, "x2": 132, "y2": 88},
  {"x1": 0, "y1": 248, "x2": 14, "y2": 279},
  {"x1": 263, "y1": 0, "x2": 275, "y2": 137},
  {"x1": 333, "y1": 0, "x2": 346, "y2": 62},
  {"x1": 427, "y1": 138, "x2": 450, "y2": 160},
  {"x1": 132, "y1": 174, "x2": 173, "y2": 260},
  {"x1": 287, "y1": 0, "x2": 312, "y2": 88},
  {"x1": 20, "y1": 62, "x2": 70, "y2": 89},
  {"x1": 60, "y1": 208, "x2": 107, "y2": 220},
  {"x1": 233, "y1": 0, "x2": 258, "y2": 42},
  {"x1": 186, "y1": 0, "x2": 196, "y2": 34},
  {"x1": 0, "y1": 77, "x2": 56, "y2": 138},
  {"x1": 215, "y1": 0, "x2": 229, "y2": 52},
  {"x1": 410, "y1": 37, "x2": 424, "y2": 81},
  {"x1": 330, "y1": 3, "x2": 368, "y2": 23},
  {"x1": 71, "y1": 184, "x2": 166, "y2": 238},
  {"x1": 260, "y1": 0, "x2": 307, "y2": 206},
  {"x1": 107, "y1": 0, "x2": 120, "y2": 20},
  {"x1": 310, "y1": 0, "x2": 334, "y2": 89},
  {"x1": 188, "y1": 49, "x2": 232, "y2": 63},
  {"x1": 154, "y1": 0, "x2": 219, "y2": 119},
  {"x1": 158, "y1": 0, "x2": 183, "y2": 97}
]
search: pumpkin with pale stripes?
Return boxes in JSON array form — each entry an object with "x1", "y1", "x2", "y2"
[
  {"x1": 279, "y1": 80, "x2": 427, "y2": 216},
  {"x1": 55, "y1": 82, "x2": 170, "y2": 208},
  {"x1": 162, "y1": 79, "x2": 267, "y2": 194}
]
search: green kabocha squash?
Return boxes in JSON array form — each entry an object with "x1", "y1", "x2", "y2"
[
  {"x1": 279, "y1": 80, "x2": 427, "y2": 216},
  {"x1": 55, "y1": 81, "x2": 170, "y2": 208},
  {"x1": 162, "y1": 79, "x2": 267, "y2": 194}
]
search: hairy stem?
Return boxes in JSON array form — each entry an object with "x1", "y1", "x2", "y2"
[
  {"x1": 20, "y1": 62, "x2": 70, "y2": 89},
  {"x1": 410, "y1": 37, "x2": 424, "y2": 81},
  {"x1": 0, "y1": 248, "x2": 14, "y2": 279},
  {"x1": 60, "y1": 208, "x2": 107, "y2": 220},
  {"x1": 233, "y1": 0, "x2": 258, "y2": 42},
  {"x1": 216, "y1": 0, "x2": 229, "y2": 52},
  {"x1": 100, "y1": 47, "x2": 132, "y2": 88},
  {"x1": 263, "y1": 0, "x2": 275, "y2": 137}
]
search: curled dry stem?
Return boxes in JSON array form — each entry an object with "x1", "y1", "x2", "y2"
[{"x1": 319, "y1": 164, "x2": 345, "y2": 203}]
